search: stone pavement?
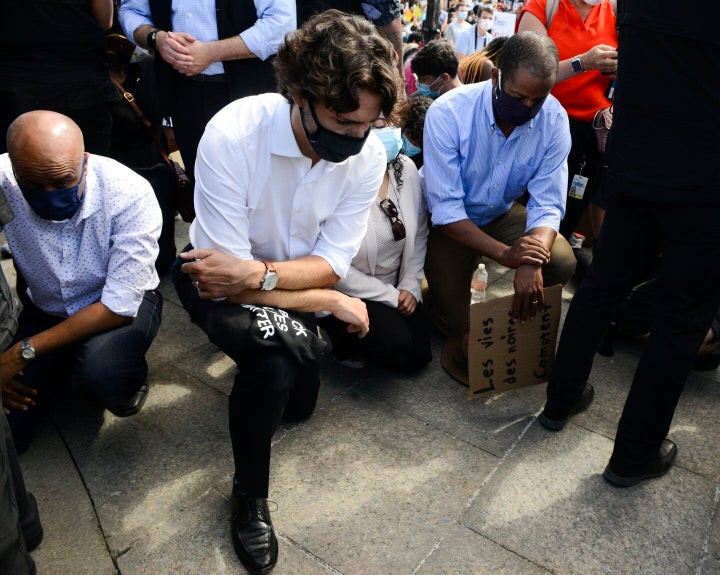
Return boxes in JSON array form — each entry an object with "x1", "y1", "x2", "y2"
[{"x1": 4, "y1": 221, "x2": 720, "y2": 575}]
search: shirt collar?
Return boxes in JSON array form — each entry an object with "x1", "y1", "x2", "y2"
[
  {"x1": 270, "y1": 100, "x2": 305, "y2": 158},
  {"x1": 73, "y1": 157, "x2": 102, "y2": 223}
]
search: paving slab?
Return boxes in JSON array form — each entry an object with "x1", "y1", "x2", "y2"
[
  {"x1": 116, "y1": 487, "x2": 333, "y2": 575},
  {"x1": 463, "y1": 422, "x2": 715, "y2": 575},
  {"x1": 145, "y1": 298, "x2": 209, "y2": 371},
  {"x1": 50, "y1": 364, "x2": 233, "y2": 554},
  {"x1": 20, "y1": 422, "x2": 116, "y2": 575},
  {"x1": 702, "y1": 557, "x2": 720, "y2": 575},
  {"x1": 415, "y1": 521, "x2": 551, "y2": 575},
  {"x1": 269, "y1": 390, "x2": 498, "y2": 575},
  {"x1": 355, "y1": 344, "x2": 546, "y2": 457},
  {"x1": 573, "y1": 349, "x2": 720, "y2": 480}
]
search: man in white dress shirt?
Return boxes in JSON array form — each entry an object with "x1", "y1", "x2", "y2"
[
  {"x1": 0, "y1": 111, "x2": 163, "y2": 455},
  {"x1": 172, "y1": 11, "x2": 401, "y2": 574}
]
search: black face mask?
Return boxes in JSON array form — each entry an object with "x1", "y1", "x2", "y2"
[
  {"x1": 300, "y1": 99, "x2": 371, "y2": 163},
  {"x1": 493, "y1": 70, "x2": 546, "y2": 127}
]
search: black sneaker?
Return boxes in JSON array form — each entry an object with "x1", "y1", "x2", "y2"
[{"x1": 538, "y1": 384, "x2": 595, "y2": 431}]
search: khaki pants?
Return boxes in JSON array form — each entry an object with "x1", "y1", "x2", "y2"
[{"x1": 424, "y1": 203, "x2": 576, "y2": 336}]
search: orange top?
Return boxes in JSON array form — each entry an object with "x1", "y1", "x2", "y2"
[{"x1": 519, "y1": 0, "x2": 617, "y2": 121}]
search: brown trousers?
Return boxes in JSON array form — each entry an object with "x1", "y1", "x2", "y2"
[{"x1": 424, "y1": 203, "x2": 576, "y2": 336}]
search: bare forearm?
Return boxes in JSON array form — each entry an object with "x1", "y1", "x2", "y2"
[
  {"x1": 27, "y1": 302, "x2": 131, "y2": 357},
  {"x1": 378, "y1": 18, "x2": 404, "y2": 76},
  {"x1": 440, "y1": 220, "x2": 507, "y2": 262},
  {"x1": 204, "y1": 35, "x2": 257, "y2": 62},
  {"x1": 227, "y1": 287, "x2": 341, "y2": 313},
  {"x1": 526, "y1": 226, "x2": 557, "y2": 252},
  {"x1": 90, "y1": 0, "x2": 113, "y2": 30},
  {"x1": 273, "y1": 256, "x2": 339, "y2": 290},
  {"x1": 132, "y1": 24, "x2": 158, "y2": 49}
]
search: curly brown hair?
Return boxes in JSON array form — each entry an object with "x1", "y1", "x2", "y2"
[{"x1": 274, "y1": 10, "x2": 403, "y2": 125}]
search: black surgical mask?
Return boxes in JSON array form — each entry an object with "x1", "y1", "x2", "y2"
[
  {"x1": 18, "y1": 157, "x2": 86, "y2": 221},
  {"x1": 493, "y1": 70, "x2": 546, "y2": 127},
  {"x1": 301, "y1": 99, "x2": 371, "y2": 163}
]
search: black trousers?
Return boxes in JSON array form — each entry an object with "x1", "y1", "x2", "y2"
[
  {"x1": 318, "y1": 300, "x2": 432, "y2": 373},
  {"x1": 0, "y1": 396, "x2": 40, "y2": 575},
  {"x1": 171, "y1": 77, "x2": 230, "y2": 183},
  {"x1": 171, "y1": 252, "x2": 320, "y2": 499},
  {"x1": 547, "y1": 191, "x2": 720, "y2": 465}
]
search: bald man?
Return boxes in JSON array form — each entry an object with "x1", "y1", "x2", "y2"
[{"x1": 0, "y1": 111, "x2": 163, "y2": 454}]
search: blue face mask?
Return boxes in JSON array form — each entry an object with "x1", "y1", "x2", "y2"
[
  {"x1": 374, "y1": 126, "x2": 403, "y2": 163},
  {"x1": 415, "y1": 75, "x2": 443, "y2": 99},
  {"x1": 18, "y1": 157, "x2": 86, "y2": 221},
  {"x1": 402, "y1": 133, "x2": 422, "y2": 157}
]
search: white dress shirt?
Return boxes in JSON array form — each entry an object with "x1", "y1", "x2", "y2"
[
  {"x1": 333, "y1": 155, "x2": 429, "y2": 308},
  {"x1": 119, "y1": 0, "x2": 295, "y2": 75},
  {"x1": 454, "y1": 25, "x2": 493, "y2": 56},
  {"x1": 190, "y1": 94, "x2": 387, "y2": 279},
  {"x1": 0, "y1": 155, "x2": 161, "y2": 318}
]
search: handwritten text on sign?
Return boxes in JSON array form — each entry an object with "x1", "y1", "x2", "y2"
[{"x1": 468, "y1": 285, "x2": 561, "y2": 398}]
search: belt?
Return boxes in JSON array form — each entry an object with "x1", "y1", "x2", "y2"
[{"x1": 189, "y1": 73, "x2": 227, "y2": 83}]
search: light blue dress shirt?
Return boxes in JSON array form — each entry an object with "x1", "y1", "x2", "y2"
[
  {"x1": 119, "y1": 0, "x2": 295, "y2": 76},
  {"x1": 422, "y1": 80, "x2": 571, "y2": 232},
  {"x1": 0, "y1": 155, "x2": 161, "y2": 318}
]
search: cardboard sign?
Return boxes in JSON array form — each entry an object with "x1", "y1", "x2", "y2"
[
  {"x1": 492, "y1": 12, "x2": 517, "y2": 38},
  {"x1": 468, "y1": 284, "x2": 561, "y2": 398}
]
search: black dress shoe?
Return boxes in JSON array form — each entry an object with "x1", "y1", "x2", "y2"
[
  {"x1": 108, "y1": 383, "x2": 148, "y2": 418},
  {"x1": 538, "y1": 384, "x2": 594, "y2": 431},
  {"x1": 231, "y1": 495, "x2": 278, "y2": 574},
  {"x1": 603, "y1": 438, "x2": 677, "y2": 487}
]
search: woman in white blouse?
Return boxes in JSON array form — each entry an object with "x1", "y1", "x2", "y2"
[{"x1": 318, "y1": 119, "x2": 432, "y2": 372}]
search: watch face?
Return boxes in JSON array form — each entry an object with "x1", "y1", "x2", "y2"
[
  {"x1": 262, "y1": 273, "x2": 279, "y2": 291},
  {"x1": 21, "y1": 347, "x2": 35, "y2": 360}
]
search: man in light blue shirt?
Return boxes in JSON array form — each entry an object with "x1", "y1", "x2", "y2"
[
  {"x1": 0, "y1": 111, "x2": 163, "y2": 453},
  {"x1": 423, "y1": 31, "x2": 575, "y2": 383},
  {"x1": 119, "y1": 0, "x2": 296, "y2": 218}
]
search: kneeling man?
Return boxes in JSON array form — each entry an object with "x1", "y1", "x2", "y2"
[
  {"x1": 0, "y1": 111, "x2": 163, "y2": 453},
  {"x1": 173, "y1": 11, "x2": 401, "y2": 574},
  {"x1": 422, "y1": 31, "x2": 576, "y2": 382}
]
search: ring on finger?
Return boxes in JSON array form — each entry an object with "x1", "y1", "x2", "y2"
[{"x1": 193, "y1": 280, "x2": 200, "y2": 291}]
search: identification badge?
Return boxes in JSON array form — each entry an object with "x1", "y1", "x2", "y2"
[{"x1": 568, "y1": 174, "x2": 589, "y2": 200}]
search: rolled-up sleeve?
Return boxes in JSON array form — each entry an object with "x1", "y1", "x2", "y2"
[
  {"x1": 102, "y1": 184, "x2": 161, "y2": 317},
  {"x1": 118, "y1": 0, "x2": 154, "y2": 40},
  {"x1": 423, "y1": 104, "x2": 470, "y2": 227},
  {"x1": 241, "y1": 0, "x2": 296, "y2": 60},
  {"x1": 525, "y1": 111, "x2": 571, "y2": 232},
  {"x1": 311, "y1": 147, "x2": 386, "y2": 278}
]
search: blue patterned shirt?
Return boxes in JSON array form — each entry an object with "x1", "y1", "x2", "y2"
[
  {"x1": 0, "y1": 155, "x2": 161, "y2": 318},
  {"x1": 422, "y1": 80, "x2": 571, "y2": 232}
]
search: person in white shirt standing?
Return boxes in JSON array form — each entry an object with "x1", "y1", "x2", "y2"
[
  {"x1": 0, "y1": 111, "x2": 163, "y2": 455},
  {"x1": 454, "y1": 5, "x2": 495, "y2": 60},
  {"x1": 172, "y1": 11, "x2": 402, "y2": 574}
]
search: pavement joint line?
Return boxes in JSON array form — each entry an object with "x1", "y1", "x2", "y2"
[
  {"x1": 695, "y1": 482, "x2": 720, "y2": 575},
  {"x1": 275, "y1": 532, "x2": 344, "y2": 574},
  {"x1": 50, "y1": 418, "x2": 122, "y2": 575},
  {"x1": 462, "y1": 524, "x2": 555, "y2": 574},
  {"x1": 410, "y1": 409, "x2": 541, "y2": 574}
]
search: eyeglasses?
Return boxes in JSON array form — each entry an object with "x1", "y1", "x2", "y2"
[{"x1": 379, "y1": 198, "x2": 406, "y2": 241}]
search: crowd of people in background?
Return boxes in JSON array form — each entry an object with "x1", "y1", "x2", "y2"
[{"x1": 1, "y1": 0, "x2": 718, "y2": 574}]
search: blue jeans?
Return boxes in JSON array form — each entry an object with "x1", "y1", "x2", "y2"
[{"x1": 6, "y1": 291, "x2": 163, "y2": 454}]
